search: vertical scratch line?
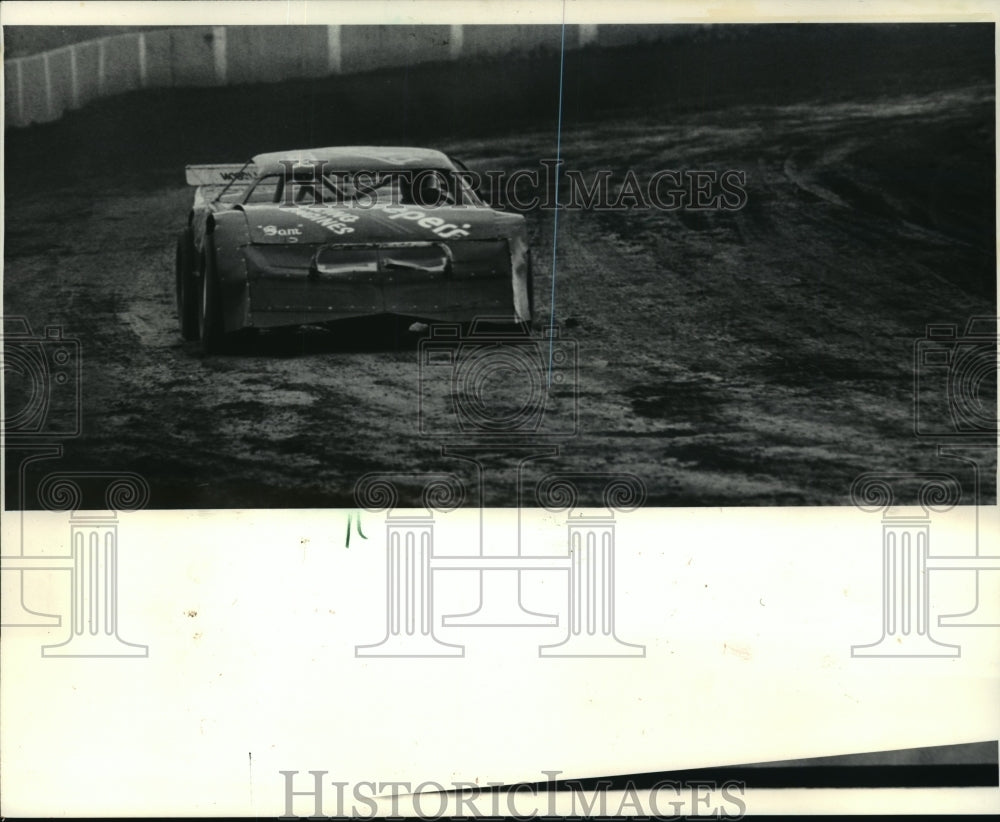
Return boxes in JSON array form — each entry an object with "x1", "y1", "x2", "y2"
[{"x1": 547, "y1": 1, "x2": 568, "y2": 386}]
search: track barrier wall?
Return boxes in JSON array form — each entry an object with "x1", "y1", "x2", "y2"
[{"x1": 3, "y1": 24, "x2": 683, "y2": 129}]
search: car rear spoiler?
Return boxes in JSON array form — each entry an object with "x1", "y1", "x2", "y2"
[{"x1": 185, "y1": 164, "x2": 259, "y2": 186}]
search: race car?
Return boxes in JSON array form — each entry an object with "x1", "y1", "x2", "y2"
[{"x1": 175, "y1": 146, "x2": 533, "y2": 352}]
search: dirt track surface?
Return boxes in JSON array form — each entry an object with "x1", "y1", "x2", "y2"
[{"x1": 4, "y1": 51, "x2": 996, "y2": 508}]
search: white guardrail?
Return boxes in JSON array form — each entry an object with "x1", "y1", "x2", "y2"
[{"x1": 2, "y1": 23, "x2": 691, "y2": 130}]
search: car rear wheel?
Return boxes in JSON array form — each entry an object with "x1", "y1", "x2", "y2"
[
  {"x1": 198, "y1": 248, "x2": 225, "y2": 354},
  {"x1": 175, "y1": 228, "x2": 199, "y2": 341}
]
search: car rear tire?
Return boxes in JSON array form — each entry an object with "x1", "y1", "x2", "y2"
[
  {"x1": 198, "y1": 248, "x2": 225, "y2": 354},
  {"x1": 175, "y1": 228, "x2": 199, "y2": 341}
]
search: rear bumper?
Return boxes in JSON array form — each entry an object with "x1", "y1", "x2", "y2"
[
  {"x1": 246, "y1": 304, "x2": 514, "y2": 329},
  {"x1": 224, "y1": 238, "x2": 529, "y2": 331}
]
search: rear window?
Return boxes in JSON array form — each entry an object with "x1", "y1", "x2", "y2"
[
  {"x1": 241, "y1": 169, "x2": 483, "y2": 207},
  {"x1": 245, "y1": 175, "x2": 281, "y2": 204}
]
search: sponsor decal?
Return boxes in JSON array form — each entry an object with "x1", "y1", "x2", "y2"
[
  {"x1": 261, "y1": 224, "x2": 303, "y2": 237},
  {"x1": 219, "y1": 169, "x2": 255, "y2": 182},
  {"x1": 291, "y1": 207, "x2": 359, "y2": 236},
  {"x1": 380, "y1": 205, "x2": 472, "y2": 239},
  {"x1": 287, "y1": 204, "x2": 474, "y2": 239}
]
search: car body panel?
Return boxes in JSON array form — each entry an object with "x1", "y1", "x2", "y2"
[{"x1": 181, "y1": 147, "x2": 531, "y2": 335}]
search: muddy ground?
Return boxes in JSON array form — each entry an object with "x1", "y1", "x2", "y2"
[{"x1": 4, "y1": 26, "x2": 996, "y2": 508}]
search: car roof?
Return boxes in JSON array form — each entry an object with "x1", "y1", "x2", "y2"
[{"x1": 251, "y1": 146, "x2": 456, "y2": 174}]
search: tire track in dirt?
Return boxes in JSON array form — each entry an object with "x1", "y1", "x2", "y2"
[{"x1": 4, "y1": 87, "x2": 995, "y2": 507}]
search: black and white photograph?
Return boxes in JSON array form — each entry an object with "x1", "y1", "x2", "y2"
[
  {"x1": 3, "y1": 9, "x2": 995, "y2": 509},
  {"x1": 2, "y1": 1, "x2": 998, "y2": 818}
]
